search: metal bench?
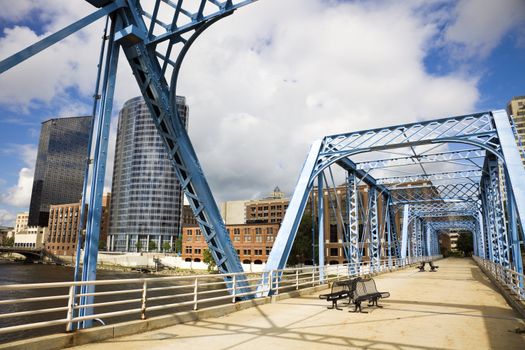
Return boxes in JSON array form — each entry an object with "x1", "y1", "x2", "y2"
[
  {"x1": 319, "y1": 278, "x2": 357, "y2": 310},
  {"x1": 350, "y1": 278, "x2": 390, "y2": 313}
]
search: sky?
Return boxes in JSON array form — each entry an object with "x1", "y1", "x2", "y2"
[{"x1": 0, "y1": 0, "x2": 524, "y2": 227}]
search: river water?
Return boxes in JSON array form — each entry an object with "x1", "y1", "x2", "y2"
[{"x1": 0, "y1": 261, "x2": 227, "y2": 344}]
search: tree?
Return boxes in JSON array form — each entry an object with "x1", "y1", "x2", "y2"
[
  {"x1": 135, "y1": 240, "x2": 143, "y2": 252},
  {"x1": 148, "y1": 240, "x2": 157, "y2": 252},
  {"x1": 288, "y1": 208, "x2": 314, "y2": 266},
  {"x1": 99, "y1": 240, "x2": 107, "y2": 251},
  {"x1": 456, "y1": 231, "x2": 473, "y2": 257},
  {"x1": 162, "y1": 241, "x2": 171, "y2": 252},
  {"x1": 174, "y1": 237, "x2": 182, "y2": 254},
  {"x1": 4, "y1": 237, "x2": 14, "y2": 247},
  {"x1": 203, "y1": 249, "x2": 216, "y2": 272}
]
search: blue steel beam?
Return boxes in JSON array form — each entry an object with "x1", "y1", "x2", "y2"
[
  {"x1": 105, "y1": 0, "x2": 259, "y2": 288},
  {"x1": 0, "y1": 1, "x2": 125, "y2": 74}
]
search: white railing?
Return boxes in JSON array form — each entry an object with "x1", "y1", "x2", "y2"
[
  {"x1": 0, "y1": 255, "x2": 439, "y2": 340},
  {"x1": 473, "y1": 256, "x2": 525, "y2": 300}
]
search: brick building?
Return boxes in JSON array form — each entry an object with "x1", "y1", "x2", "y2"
[
  {"x1": 46, "y1": 193, "x2": 111, "y2": 256},
  {"x1": 182, "y1": 223, "x2": 280, "y2": 264}
]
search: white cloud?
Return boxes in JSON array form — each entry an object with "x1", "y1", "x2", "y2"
[
  {"x1": 0, "y1": 209, "x2": 16, "y2": 227},
  {"x1": 443, "y1": 0, "x2": 525, "y2": 58},
  {"x1": 0, "y1": 0, "x2": 521, "y2": 205},
  {"x1": 1, "y1": 167, "x2": 34, "y2": 208}
]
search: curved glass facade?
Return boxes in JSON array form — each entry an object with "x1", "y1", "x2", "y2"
[{"x1": 108, "y1": 96, "x2": 188, "y2": 252}]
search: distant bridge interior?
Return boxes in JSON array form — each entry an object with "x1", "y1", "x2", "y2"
[{"x1": 1, "y1": 0, "x2": 524, "y2": 330}]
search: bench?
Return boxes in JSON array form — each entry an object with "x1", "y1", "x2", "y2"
[
  {"x1": 416, "y1": 261, "x2": 439, "y2": 272},
  {"x1": 319, "y1": 278, "x2": 360, "y2": 310},
  {"x1": 350, "y1": 278, "x2": 390, "y2": 313}
]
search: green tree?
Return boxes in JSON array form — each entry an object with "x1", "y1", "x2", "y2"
[
  {"x1": 135, "y1": 240, "x2": 143, "y2": 252},
  {"x1": 148, "y1": 240, "x2": 157, "y2": 252},
  {"x1": 174, "y1": 237, "x2": 182, "y2": 254},
  {"x1": 288, "y1": 208, "x2": 314, "y2": 266},
  {"x1": 456, "y1": 231, "x2": 473, "y2": 257},
  {"x1": 99, "y1": 240, "x2": 107, "y2": 251},
  {"x1": 4, "y1": 237, "x2": 14, "y2": 247},
  {"x1": 203, "y1": 249, "x2": 216, "y2": 272},
  {"x1": 162, "y1": 241, "x2": 171, "y2": 252}
]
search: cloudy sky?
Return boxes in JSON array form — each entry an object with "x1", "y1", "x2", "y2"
[{"x1": 0, "y1": 0, "x2": 524, "y2": 226}]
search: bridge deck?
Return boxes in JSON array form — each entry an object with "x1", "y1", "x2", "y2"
[{"x1": 71, "y1": 258, "x2": 525, "y2": 350}]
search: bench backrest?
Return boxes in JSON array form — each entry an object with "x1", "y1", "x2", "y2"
[
  {"x1": 354, "y1": 278, "x2": 380, "y2": 298},
  {"x1": 331, "y1": 280, "x2": 348, "y2": 294}
]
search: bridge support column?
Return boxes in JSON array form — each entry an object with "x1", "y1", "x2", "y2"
[
  {"x1": 401, "y1": 204, "x2": 409, "y2": 261},
  {"x1": 346, "y1": 172, "x2": 359, "y2": 274},
  {"x1": 317, "y1": 174, "x2": 325, "y2": 282},
  {"x1": 368, "y1": 187, "x2": 380, "y2": 272}
]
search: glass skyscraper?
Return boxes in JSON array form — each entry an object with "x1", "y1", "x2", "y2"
[
  {"x1": 28, "y1": 116, "x2": 93, "y2": 227},
  {"x1": 108, "y1": 96, "x2": 188, "y2": 252}
]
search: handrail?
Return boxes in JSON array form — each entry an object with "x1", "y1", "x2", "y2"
[
  {"x1": 473, "y1": 256, "x2": 525, "y2": 300},
  {"x1": 0, "y1": 255, "x2": 440, "y2": 339}
]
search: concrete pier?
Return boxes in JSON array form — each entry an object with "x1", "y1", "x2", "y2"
[{"x1": 66, "y1": 258, "x2": 524, "y2": 350}]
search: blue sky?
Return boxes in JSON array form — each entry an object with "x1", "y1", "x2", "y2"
[{"x1": 0, "y1": 0, "x2": 524, "y2": 226}]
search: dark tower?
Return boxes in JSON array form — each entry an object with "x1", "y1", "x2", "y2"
[{"x1": 28, "y1": 116, "x2": 92, "y2": 227}]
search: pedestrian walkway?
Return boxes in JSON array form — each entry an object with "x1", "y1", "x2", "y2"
[{"x1": 70, "y1": 258, "x2": 525, "y2": 350}]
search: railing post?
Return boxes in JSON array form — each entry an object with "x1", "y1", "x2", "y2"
[
  {"x1": 312, "y1": 268, "x2": 315, "y2": 286},
  {"x1": 141, "y1": 280, "x2": 147, "y2": 320},
  {"x1": 275, "y1": 271, "x2": 279, "y2": 295},
  {"x1": 193, "y1": 277, "x2": 199, "y2": 310},
  {"x1": 66, "y1": 285, "x2": 75, "y2": 332},
  {"x1": 232, "y1": 274, "x2": 237, "y2": 303},
  {"x1": 295, "y1": 269, "x2": 299, "y2": 290},
  {"x1": 268, "y1": 270, "x2": 273, "y2": 294}
]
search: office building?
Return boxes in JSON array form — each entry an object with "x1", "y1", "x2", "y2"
[
  {"x1": 507, "y1": 96, "x2": 525, "y2": 166},
  {"x1": 181, "y1": 223, "x2": 279, "y2": 264},
  {"x1": 45, "y1": 193, "x2": 110, "y2": 256},
  {"x1": 14, "y1": 226, "x2": 47, "y2": 249},
  {"x1": 28, "y1": 116, "x2": 92, "y2": 227},
  {"x1": 108, "y1": 96, "x2": 188, "y2": 252},
  {"x1": 14, "y1": 212, "x2": 29, "y2": 233},
  {"x1": 245, "y1": 186, "x2": 289, "y2": 224},
  {"x1": 219, "y1": 200, "x2": 248, "y2": 225}
]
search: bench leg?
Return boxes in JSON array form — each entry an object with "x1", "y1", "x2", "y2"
[
  {"x1": 349, "y1": 302, "x2": 367, "y2": 313},
  {"x1": 327, "y1": 300, "x2": 343, "y2": 310}
]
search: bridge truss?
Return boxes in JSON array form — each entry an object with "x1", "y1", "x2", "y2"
[
  {"x1": 268, "y1": 110, "x2": 525, "y2": 288},
  {"x1": 2, "y1": 0, "x2": 525, "y2": 329}
]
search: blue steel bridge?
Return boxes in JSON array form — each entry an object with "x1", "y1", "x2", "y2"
[{"x1": 0, "y1": 0, "x2": 524, "y2": 344}]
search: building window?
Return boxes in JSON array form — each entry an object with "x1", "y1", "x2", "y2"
[
  {"x1": 266, "y1": 227, "x2": 273, "y2": 234},
  {"x1": 234, "y1": 228, "x2": 240, "y2": 235},
  {"x1": 254, "y1": 249, "x2": 262, "y2": 256},
  {"x1": 194, "y1": 248, "x2": 201, "y2": 254},
  {"x1": 266, "y1": 236, "x2": 274, "y2": 242},
  {"x1": 255, "y1": 236, "x2": 262, "y2": 242},
  {"x1": 187, "y1": 229, "x2": 192, "y2": 235},
  {"x1": 266, "y1": 247, "x2": 271, "y2": 255},
  {"x1": 244, "y1": 236, "x2": 252, "y2": 242},
  {"x1": 185, "y1": 247, "x2": 192, "y2": 254},
  {"x1": 255, "y1": 227, "x2": 262, "y2": 235},
  {"x1": 330, "y1": 248, "x2": 338, "y2": 256},
  {"x1": 243, "y1": 249, "x2": 251, "y2": 255}
]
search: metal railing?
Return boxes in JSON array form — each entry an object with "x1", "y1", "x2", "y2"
[
  {"x1": 473, "y1": 256, "x2": 525, "y2": 300},
  {"x1": 0, "y1": 255, "x2": 438, "y2": 341}
]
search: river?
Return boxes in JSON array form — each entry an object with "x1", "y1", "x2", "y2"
[{"x1": 0, "y1": 261, "x2": 227, "y2": 344}]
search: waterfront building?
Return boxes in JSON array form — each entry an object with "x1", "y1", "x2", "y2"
[
  {"x1": 28, "y1": 116, "x2": 92, "y2": 227},
  {"x1": 506, "y1": 96, "x2": 525, "y2": 167},
  {"x1": 182, "y1": 204, "x2": 198, "y2": 226},
  {"x1": 14, "y1": 212, "x2": 28, "y2": 233},
  {"x1": 108, "y1": 96, "x2": 188, "y2": 252},
  {"x1": 219, "y1": 200, "x2": 248, "y2": 225},
  {"x1": 13, "y1": 226, "x2": 47, "y2": 249},
  {"x1": 245, "y1": 186, "x2": 289, "y2": 224},
  {"x1": 181, "y1": 223, "x2": 280, "y2": 264},
  {"x1": 0, "y1": 226, "x2": 13, "y2": 245},
  {"x1": 45, "y1": 193, "x2": 110, "y2": 256}
]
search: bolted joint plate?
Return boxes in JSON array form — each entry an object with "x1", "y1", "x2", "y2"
[{"x1": 115, "y1": 25, "x2": 146, "y2": 47}]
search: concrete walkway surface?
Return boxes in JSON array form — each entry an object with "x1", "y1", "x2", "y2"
[{"x1": 69, "y1": 258, "x2": 525, "y2": 350}]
